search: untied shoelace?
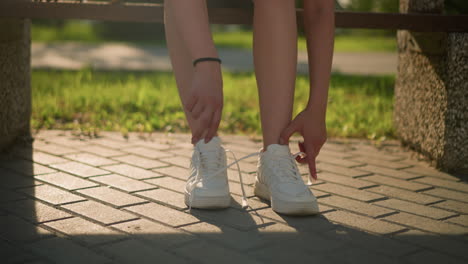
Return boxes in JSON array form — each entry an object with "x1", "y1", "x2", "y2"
[{"x1": 187, "y1": 149, "x2": 314, "y2": 212}]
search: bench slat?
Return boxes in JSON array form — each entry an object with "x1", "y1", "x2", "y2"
[{"x1": 0, "y1": 2, "x2": 467, "y2": 32}]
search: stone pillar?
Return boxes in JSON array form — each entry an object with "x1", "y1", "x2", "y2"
[
  {"x1": 0, "y1": 18, "x2": 32, "y2": 151},
  {"x1": 394, "y1": 0, "x2": 468, "y2": 173}
]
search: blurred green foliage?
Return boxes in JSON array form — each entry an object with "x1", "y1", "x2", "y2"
[{"x1": 32, "y1": 69, "x2": 395, "y2": 140}]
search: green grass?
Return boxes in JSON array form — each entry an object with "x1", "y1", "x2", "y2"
[
  {"x1": 32, "y1": 21, "x2": 397, "y2": 53},
  {"x1": 32, "y1": 69, "x2": 395, "y2": 140},
  {"x1": 213, "y1": 30, "x2": 397, "y2": 52}
]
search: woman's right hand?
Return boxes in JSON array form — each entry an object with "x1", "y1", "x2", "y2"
[{"x1": 185, "y1": 61, "x2": 223, "y2": 144}]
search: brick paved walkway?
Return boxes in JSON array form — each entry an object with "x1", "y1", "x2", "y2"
[{"x1": 1, "y1": 130, "x2": 467, "y2": 264}]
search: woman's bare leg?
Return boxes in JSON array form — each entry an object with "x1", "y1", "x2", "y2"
[
  {"x1": 252, "y1": 0, "x2": 298, "y2": 149},
  {"x1": 164, "y1": 0, "x2": 218, "y2": 143},
  {"x1": 303, "y1": 0, "x2": 335, "y2": 113}
]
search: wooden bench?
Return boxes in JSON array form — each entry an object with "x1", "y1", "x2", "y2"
[{"x1": 0, "y1": 0, "x2": 467, "y2": 32}]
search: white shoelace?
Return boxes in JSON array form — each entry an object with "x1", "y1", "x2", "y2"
[{"x1": 187, "y1": 149, "x2": 313, "y2": 212}]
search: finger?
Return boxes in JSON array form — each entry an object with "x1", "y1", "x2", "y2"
[
  {"x1": 191, "y1": 128, "x2": 202, "y2": 145},
  {"x1": 295, "y1": 141, "x2": 308, "y2": 164},
  {"x1": 279, "y1": 120, "x2": 299, "y2": 145},
  {"x1": 190, "y1": 102, "x2": 205, "y2": 119},
  {"x1": 185, "y1": 95, "x2": 198, "y2": 113},
  {"x1": 305, "y1": 143, "x2": 318, "y2": 180},
  {"x1": 205, "y1": 109, "x2": 221, "y2": 143}
]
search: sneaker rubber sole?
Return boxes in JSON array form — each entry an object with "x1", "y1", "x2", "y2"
[
  {"x1": 254, "y1": 181, "x2": 320, "y2": 216},
  {"x1": 184, "y1": 190, "x2": 231, "y2": 209}
]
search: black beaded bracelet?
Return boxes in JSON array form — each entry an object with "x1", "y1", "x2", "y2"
[{"x1": 193, "y1": 57, "x2": 222, "y2": 67}]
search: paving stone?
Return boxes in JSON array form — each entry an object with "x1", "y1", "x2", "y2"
[
  {"x1": 248, "y1": 241, "x2": 337, "y2": 264},
  {"x1": 405, "y1": 249, "x2": 466, "y2": 264},
  {"x1": 347, "y1": 148, "x2": 404, "y2": 162},
  {"x1": 125, "y1": 202, "x2": 200, "y2": 227},
  {"x1": 77, "y1": 186, "x2": 146, "y2": 207},
  {"x1": 111, "y1": 154, "x2": 168, "y2": 169},
  {"x1": 413, "y1": 177, "x2": 468, "y2": 193},
  {"x1": 35, "y1": 172, "x2": 98, "y2": 190},
  {"x1": 366, "y1": 185, "x2": 442, "y2": 205},
  {"x1": 403, "y1": 166, "x2": 461, "y2": 181},
  {"x1": 29, "y1": 151, "x2": 68, "y2": 165},
  {"x1": 180, "y1": 221, "x2": 266, "y2": 251},
  {"x1": 0, "y1": 238, "x2": 42, "y2": 264},
  {"x1": 1, "y1": 160, "x2": 57, "y2": 176},
  {"x1": 319, "y1": 195, "x2": 394, "y2": 218},
  {"x1": 167, "y1": 148, "x2": 192, "y2": 158},
  {"x1": 135, "y1": 188, "x2": 187, "y2": 210},
  {"x1": 51, "y1": 161, "x2": 110, "y2": 178},
  {"x1": 189, "y1": 208, "x2": 274, "y2": 231},
  {"x1": 316, "y1": 149, "x2": 354, "y2": 160},
  {"x1": 61, "y1": 200, "x2": 138, "y2": 225},
  {"x1": 112, "y1": 218, "x2": 195, "y2": 248},
  {"x1": 0, "y1": 214, "x2": 53, "y2": 242},
  {"x1": 324, "y1": 227, "x2": 418, "y2": 257},
  {"x1": 422, "y1": 188, "x2": 468, "y2": 203},
  {"x1": 349, "y1": 156, "x2": 412, "y2": 170},
  {"x1": 78, "y1": 144, "x2": 126, "y2": 157},
  {"x1": 433, "y1": 200, "x2": 468, "y2": 214},
  {"x1": 228, "y1": 181, "x2": 254, "y2": 197},
  {"x1": 144, "y1": 176, "x2": 186, "y2": 193},
  {"x1": 100, "y1": 239, "x2": 187, "y2": 264},
  {"x1": 384, "y1": 212, "x2": 468, "y2": 235},
  {"x1": 316, "y1": 171, "x2": 376, "y2": 189},
  {"x1": 33, "y1": 143, "x2": 78, "y2": 155},
  {"x1": 19, "y1": 184, "x2": 87, "y2": 205},
  {"x1": 91, "y1": 174, "x2": 156, "y2": 192},
  {"x1": 446, "y1": 215, "x2": 468, "y2": 227},
  {"x1": 227, "y1": 169, "x2": 256, "y2": 185},
  {"x1": 314, "y1": 183, "x2": 384, "y2": 202},
  {"x1": 0, "y1": 169, "x2": 40, "y2": 188},
  {"x1": 316, "y1": 153, "x2": 365, "y2": 167},
  {"x1": 134, "y1": 140, "x2": 173, "y2": 150},
  {"x1": 325, "y1": 210, "x2": 405, "y2": 235},
  {"x1": 44, "y1": 217, "x2": 122, "y2": 245},
  {"x1": 5, "y1": 199, "x2": 72, "y2": 223},
  {"x1": 28, "y1": 237, "x2": 110, "y2": 264},
  {"x1": 360, "y1": 175, "x2": 431, "y2": 191},
  {"x1": 312, "y1": 188, "x2": 333, "y2": 198},
  {"x1": 317, "y1": 162, "x2": 372, "y2": 178},
  {"x1": 92, "y1": 138, "x2": 136, "y2": 149},
  {"x1": 159, "y1": 156, "x2": 190, "y2": 168},
  {"x1": 121, "y1": 146, "x2": 173, "y2": 159},
  {"x1": 395, "y1": 229, "x2": 468, "y2": 260},
  {"x1": 100, "y1": 163, "x2": 161, "y2": 180},
  {"x1": 231, "y1": 195, "x2": 269, "y2": 211},
  {"x1": 333, "y1": 247, "x2": 408, "y2": 264},
  {"x1": 44, "y1": 136, "x2": 90, "y2": 148},
  {"x1": 0, "y1": 189, "x2": 26, "y2": 202},
  {"x1": 355, "y1": 164, "x2": 419, "y2": 180},
  {"x1": 153, "y1": 166, "x2": 188, "y2": 180},
  {"x1": 374, "y1": 199, "x2": 456, "y2": 220},
  {"x1": 175, "y1": 240, "x2": 261, "y2": 264},
  {"x1": 250, "y1": 208, "x2": 337, "y2": 233},
  {"x1": 63, "y1": 152, "x2": 118, "y2": 166}
]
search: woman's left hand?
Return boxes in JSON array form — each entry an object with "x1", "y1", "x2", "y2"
[{"x1": 279, "y1": 108, "x2": 327, "y2": 180}]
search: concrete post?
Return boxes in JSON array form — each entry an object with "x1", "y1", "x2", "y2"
[
  {"x1": 0, "y1": 18, "x2": 32, "y2": 151},
  {"x1": 395, "y1": 0, "x2": 468, "y2": 173}
]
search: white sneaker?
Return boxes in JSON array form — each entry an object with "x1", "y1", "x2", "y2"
[
  {"x1": 184, "y1": 137, "x2": 231, "y2": 209},
  {"x1": 254, "y1": 144, "x2": 319, "y2": 215}
]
